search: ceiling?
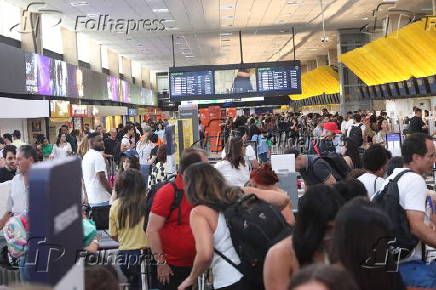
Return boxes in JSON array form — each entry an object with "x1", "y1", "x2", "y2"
[{"x1": 8, "y1": 0, "x2": 434, "y2": 72}]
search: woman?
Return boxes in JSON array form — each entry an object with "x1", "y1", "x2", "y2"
[
  {"x1": 136, "y1": 128, "x2": 154, "y2": 183},
  {"x1": 177, "y1": 163, "x2": 290, "y2": 290},
  {"x1": 109, "y1": 169, "x2": 148, "y2": 290},
  {"x1": 373, "y1": 119, "x2": 390, "y2": 145},
  {"x1": 50, "y1": 133, "x2": 72, "y2": 159},
  {"x1": 77, "y1": 135, "x2": 89, "y2": 159},
  {"x1": 148, "y1": 145, "x2": 169, "y2": 188},
  {"x1": 263, "y1": 185, "x2": 342, "y2": 290},
  {"x1": 215, "y1": 137, "x2": 250, "y2": 187},
  {"x1": 110, "y1": 154, "x2": 140, "y2": 203},
  {"x1": 249, "y1": 164, "x2": 295, "y2": 225},
  {"x1": 155, "y1": 123, "x2": 166, "y2": 144},
  {"x1": 40, "y1": 136, "x2": 53, "y2": 161},
  {"x1": 341, "y1": 138, "x2": 361, "y2": 169},
  {"x1": 330, "y1": 198, "x2": 406, "y2": 290},
  {"x1": 289, "y1": 264, "x2": 359, "y2": 290}
]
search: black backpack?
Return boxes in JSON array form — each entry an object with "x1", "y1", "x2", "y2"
[
  {"x1": 372, "y1": 169, "x2": 420, "y2": 260},
  {"x1": 213, "y1": 194, "x2": 293, "y2": 288},
  {"x1": 315, "y1": 152, "x2": 350, "y2": 182},
  {"x1": 348, "y1": 124, "x2": 364, "y2": 146},
  {"x1": 143, "y1": 175, "x2": 184, "y2": 230}
]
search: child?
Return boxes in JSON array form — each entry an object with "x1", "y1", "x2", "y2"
[{"x1": 109, "y1": 169, "x2": 148, "y2": 290}]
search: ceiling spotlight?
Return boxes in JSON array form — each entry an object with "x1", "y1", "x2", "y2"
[
  {"x1": 185, "y1": 55, "x2": 195, "y2": 58},
  {"x1": 362, "y1": 17, "x2": 369, "y2": 20},
  {"x1": 152, "y1": 8, "x2": 169, "y2": 13},
  {"x1": 221, "y1": 39, "x2": 231, "y2": 42},
  {"x1": 287, "y1": 1, "x2": 302, "y2": 5},
  {"x1": 220, "y1": 32, "x2": 233, "y2": 36},
  {"x1": 222, "y1": 15, "x2": 234, "y2": 19},
  {"x1": 220, "y1": 5, "x2": 233, "y2": 9},
  {"x1": 71, "y1": 1, "x2": 88, "y2": 6},
  {"x1": 162, "y1": 19, "x2": 176, "y2": 22},
  {"x1": 221, "y1": 24, "x2": 233, "y2": 27}
]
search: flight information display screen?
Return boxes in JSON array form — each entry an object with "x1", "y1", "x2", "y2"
[
  {"x1": 170, "y1": 71, "x2": 213, "y2": 97},
  {"x1": 257, "y1": 65, "x2": 301, "y2": 92}
]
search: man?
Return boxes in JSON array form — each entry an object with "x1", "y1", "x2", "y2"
[
  {"x1": 358, "y1": 144, "x2": 389, "y2": 198},
  {"x1": 2, "y1": 134, "x2": 12, "y2": 145},
  {"x1": 0, "y1": 145, "x2": 17, "y2": 183},
  {"x1": 0, "y1": 145, "x2": 38, "y2": 228},
  {"x1": 120, "y1": 124, "x2": 135, "y2": 153},
  {"x1": 376, "y1": 133, "x2": 436, "y2": 288},
  {"x1": 146, "y1": 149, "x2": 209, "y2": 290},
  {"x1": 12, "y1": 130, "x2": 26, "y2": 147},
  {"x1": 60, "y1": 125, "x2": 77, "y2": 153},
  {"x1": 84, "y1": 123, "x2": 95, "y2": 135},
  {"x1": 104, "y1": 129, "x2": 118, "y2": 158},
  {"x1": 312, "y1": 118, "x2": 325, "y2": 139},
  {"x1": 341, "y1": 111, "x2": 354, "y2": 135},
  {"x1": 408, "y1": 108, "x2": 427, "y2": 134},
  {"x1": 289, "y1": 149, "x2": 337, "y2": 186},
  {"x1": 82, "y1": 133, "x2": 112, "y2": 207},
  {"x1": 347, "y1": 114, "x2": 366, "y2": 147}
]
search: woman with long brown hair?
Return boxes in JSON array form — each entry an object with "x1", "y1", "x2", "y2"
[
  {"x1": 178, "y1": 163, "x2": 289, "y2": 290},
  {"x1": 109, "y1": 168, "x2": 148, "y2": 290},
  {"x1": 215, "y1": 137, "x2": 250, "y2": 186}
]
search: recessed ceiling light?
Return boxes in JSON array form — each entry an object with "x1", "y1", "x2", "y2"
[
  {"x1": 221, "y1": 39, "x2": 231, "y2": 42},
  {"x1": 166, "y1": 26, "x2": 179, "y2": 30},
  {"x1": 220, "y1": 5, "x2": 233, "y2": 9},
  {"x1": 71, "y1": 1, "x2": 88, "y2": 6},
  {"x1": 185, "y1": 55, "x2": 195, "y2": 58},
  {"x1": 222, "y1": 15, "x2": 234, "y2": 19},
  {"x1": 421, "y1": 8, "x2": 433, "y2": 11},
  {"x1": 162, "y1": 19, "x2": 176, "y2": 22},
  {"x1": 220, "y1": 32, "x2": 233, "y2": 36},
  {"x1": 87, "y1": 13, "x2": 98, "y2": 18},
  {"x1": 287, "y1": 1, "x2": 302, "y2": 5},
  {"x1": 221, "y1": 24, "x2": 233, "y2": 27},
  {"x1": 221, "y1": 44, "x2": 231, "y2": 47},
  {"x1": 153, "y1": 8, "x2": 169, "y2": 13},
  {"x1": 362, "y1": 17, "x2": 369, "y2": 20},
  {"x1": 276, "y1": 20, "x2": 286, "y2": 24}
]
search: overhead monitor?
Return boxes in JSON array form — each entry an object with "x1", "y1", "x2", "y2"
[
  {"x1": 257, "y1": 65, "x2": 300, "y2": 92},
  {"x1": 169, "y1": 71, "x2": 214, "y2": 97},
  {"x1": 215, "y1": 68, "x2": 256, "y2": 94},
  {"x1": 169, "y1": 60, "x2": 301, "y2": 100}
]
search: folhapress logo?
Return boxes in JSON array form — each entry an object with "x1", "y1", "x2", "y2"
[
  {"x1": 75, "y1": 15, "x2": 166, "y2": 34},
  {"x1": 9, "y1": 2, "x2": 63, "y2": 36}
]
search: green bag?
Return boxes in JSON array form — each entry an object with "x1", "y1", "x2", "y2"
[{"x1": 82, "y1": 219, "x2": 97, "y2": 248}]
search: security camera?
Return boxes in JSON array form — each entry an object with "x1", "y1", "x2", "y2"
[{"x1": 321, "y1": 36, "x2": 329, "y2": 42}]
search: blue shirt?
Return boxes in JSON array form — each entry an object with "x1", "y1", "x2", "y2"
[{"x1": 251, "y1": 134, "x2": 268, "y2": 154}]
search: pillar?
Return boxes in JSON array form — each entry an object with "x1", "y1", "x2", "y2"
[
  {"x1": 60, "y1": 27, "x2": 78, "y2": 65},
  {"x1": 122, "y1": 57, "x2": 132, "y2": 82},
  {"x1": 141, "y1": 67, "x2": 151, "y2": 88},
  {"x1": 315, "y1": 55, "x2": 328, "y2": 67},
  {"x1": 107, "y1": 48, "x2": 119, "y2": 77},
  {"x1": 88, "y1": 40, "x2": 101, "y2": 72},
  {"x1": 306, "y1": 60, "x2": 317, "y2": 71},
  {"x1": 300, "y1": 64, "x2": 308, "y2": 74},
  {"x1": 20, "y1": 10, "x2": 42, "y2": 54},
  {"x1": 328, "y1": 48, "x2": 338, "y2": 66},
  {"x1": 337, "y1": 29, "x2": 370, "y2": 114}
]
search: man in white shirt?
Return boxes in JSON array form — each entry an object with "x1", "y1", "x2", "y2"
[
  {"x1": 82, "y1": 133, "x2": 112, "y2": 207},
  {"x1": 378, "y1": 133, "x2": 436, "y2": 288},
  {"x1": 342, "y1": 111, "x2": 354, "y2": 135},
  {"x1": 358, "y1": 144, "x2": 390, "y2": 198},
  {"x1": 0, "y1": 145, "x2": 38, "y2": 228}
]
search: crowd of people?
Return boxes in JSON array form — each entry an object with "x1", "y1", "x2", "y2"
[{"x1": 0, "y1": 107, "x2": 435, "y2": 290}]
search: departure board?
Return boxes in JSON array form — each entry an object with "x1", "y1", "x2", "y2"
[
  {"x1": 257, "y1": 65, "x2": 301, "y2": 93},
  {"x1": 170, "y1": 71, "x2": 213, "y2": 97}
]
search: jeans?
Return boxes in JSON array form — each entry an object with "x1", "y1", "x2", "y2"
[
  {"x1": 140, "y1": 165, "x2": 151, "y2": 185},
  {"x1": 89, "y1": 201, "x2": 110, "y2": 207},
  {"x1": 19, "y1": 256, "x2": 30, "y2": 282},
  {"x1": 158, "y1": 265, "x2": 192, "y2": 290},
  {"x1": 399, "y1": 260, "x2": 436, "y2": 288},
  {"x1": 118, "y1": 250, "x2": 143, "y2": 290},
  {"x1": 259, "y1": 152, "x2": 269, "y2": 163}
]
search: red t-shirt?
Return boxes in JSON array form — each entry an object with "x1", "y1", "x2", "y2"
[{"x1": 151, "y1": 174, "x2": 196, "y2": 267}]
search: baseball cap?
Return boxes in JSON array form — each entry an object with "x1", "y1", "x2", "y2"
[{"x1": 323, "y1": 122, "x2": 341, "y2": 134}]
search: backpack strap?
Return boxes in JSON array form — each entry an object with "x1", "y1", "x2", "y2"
[
  {"x1": 391, "y1": 169, "x2": 413, "y2": 183},
  {"x1": 169, "y1": 182, "x2": 184, "y2": 225},
  {"x1": 214, "y1": 248, "x2": 243, "y2": 273}
]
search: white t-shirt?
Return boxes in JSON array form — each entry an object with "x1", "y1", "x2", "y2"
[
  {"x1": 346, "y1": 123, "x2": 366, "y2": 137},
  {"x1": 378, "y1": 168, "x2": 428, "y2": 262},
  {"x1": 51, "y1": 143, "x2": 72, "y2": 159},
  {"x1": 215, "y1": 160, "x2": 250, "y2": 187},
  {"x1": 6, "y1": 174, "x2": 28, "y2": 215},
  {"x1": 358, "y1": 173, "x2": 385, "y2": 199},
  {"x1": 137, "y1": 142, "x2": 154, "y2": 165},
  {"x1": 221, "y1": 145, "x2": 256, "y2": 163},
  {"x1": 344, "y1": 119, "x2": 354, "y2": 134},
  {"x1": 82, "y1": 149, "x2": 111, "y2": 204},
  {"x1": 121, "y1": 135, "x2": 131, "y2": 150}
]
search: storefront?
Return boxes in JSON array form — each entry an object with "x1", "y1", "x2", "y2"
[
  {"x1": 0, "y1": 97, "x2": 50, "y2": 144},
  {"x1": 71, "y1": 104, "x2": 92, "y2": 131},
  {"x1": 127, "y1": 108, "x2": 138, "y2": 123},
  {"x1": 49, "y1": 100, "x2": 72, "y2": 142},
  {"x1": 92, "y1": 105, "x2": 128, "y2": 132}
]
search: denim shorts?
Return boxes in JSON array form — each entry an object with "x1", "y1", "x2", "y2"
[{"x1": 399, "y1": 260, "x2": 436, "y2": 288}]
